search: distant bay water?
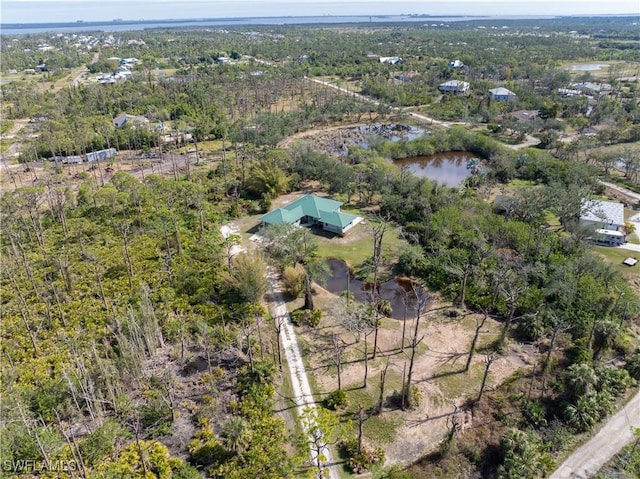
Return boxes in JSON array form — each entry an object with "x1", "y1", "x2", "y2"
[
  {"x1": 7, "y1": 13, "x2": 599, "y2": 36},
  {"x1": 1, "y1": 15, "x2": 496, "y2": 36}
]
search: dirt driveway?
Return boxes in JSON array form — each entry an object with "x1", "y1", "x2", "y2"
[{"x1": 550, "y1": 390, "x2": 640, "y2": 479}]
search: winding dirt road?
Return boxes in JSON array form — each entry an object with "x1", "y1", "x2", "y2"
[{"x1": 306, "y1": 77, "x2": 540, "y2": 149}]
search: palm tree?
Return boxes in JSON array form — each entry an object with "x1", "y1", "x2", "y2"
[
  {"x1": 222, "y1": 417, "x2": 250, "y2": 456},
  {"x1": 564, "y1": 363, "x2": 597, "y2": 399},
  {"x1": 592, "y1": 320, "x2": 619, "y2": 360},
  {"x1": 565, "y1": 394, "x2": 600, "y2": 432}
]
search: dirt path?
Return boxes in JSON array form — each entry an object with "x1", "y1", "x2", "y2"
[
  {"x1": 267, "y1": 271, "x2": 340, "y2": 479},
  {"x1": 600, "y1": 181, "x2": 640, "y2": 202},
  {"x1": 550, "y1": 389, "x2": 640, "y2": 479}
]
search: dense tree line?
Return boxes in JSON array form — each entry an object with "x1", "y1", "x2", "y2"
[{"x1": 0, "y1": 165, "x2": 298, "y2": 477}]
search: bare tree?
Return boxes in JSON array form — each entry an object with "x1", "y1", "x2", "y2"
[
  {"x1": 374, "y1": 356, "x2": 390, "y2": 415},
  {"x1": 465, "y1": 310, "x2": 488, "y2": 373},
  {"x1": 476, "y1": 354, "x2": 497, "y2": 404},
  {"x1": 357, "y1": 404, "x2": 368, "y2": 454},
  {"x1": 370, "y1": 216, "x2": 388, "y2": 359},
  {"x1": 331, "y1": 333, "x2": 346, "y2": 391},
  {"x1": 498, "y1": 271, "x2": 530, "y2": 348},
  {"x1": 399, "y1": 288, "x2": 415, "y2": 353},
  {"x1": 274, "y1": 314, "x2": 285, "y2": 371},
  {"x1": 402, "y1": 284, "x2": 429, "y2": 409},
  {"x1": 442, "y1": 402, "x2": 462, "y2": 455},
  {"x1": 542, "y1": 314, "x2": 568, "y2": 374}
]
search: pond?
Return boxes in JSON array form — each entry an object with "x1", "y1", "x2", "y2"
[
  {"x1": 569, "y1": 63, "x2": 609, "y2": 71},
  {"x1": 323, "y1": 258, "x2": 429, "y2": 321},
  {"x1": 393, "y1": 151, "x2": 480, "y2": 187}
]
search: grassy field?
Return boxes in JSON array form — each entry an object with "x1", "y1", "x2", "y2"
[
  {"x1": 315, "y1": 223, "x2": 407, "y2": 269},
  {"x1": 433, "y1": 363, "x2": 484, "y2": 399},
  {"x1": 592, "y1": 245, "x2": 640, "y2": 279}
]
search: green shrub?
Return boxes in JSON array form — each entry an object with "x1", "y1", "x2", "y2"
[
  {"x1": 80, "y1": 419, "x2": 131, "y2": 465},
  {"x1": 596, "y1": 366, "x2": 633, "y2": 396},
  {"x1": 444, "y1": 308, "x2": 461, "y2": 319},
  {"x1": 338, "y1": 437, "x2": 385, "y2": 474},
  {"x1": 521, "y1": 399, "x2": 547, "y2": 428},
  {"x1": 625, "y1": 350, "x2": 640, "y2": 380},
  {"x1": 259, "y1": 194, "x2": 272, "y2": 212},
  {"x1": 378, "y1": 299, "x2": 392, "y2": 318},
  {"x1": 290, "y1": 308, "x2": 322, "y2": 327},
  {"x1": 282, "y1": 264, "x2": 305, "y2": 298},
  {"x1": 325, "y1": 389, "x2": 348, "y2": 410}
]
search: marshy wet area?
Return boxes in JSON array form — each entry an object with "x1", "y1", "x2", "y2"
[{"x1": 323, "y1": 258, "x2": 429, "y2": 320}]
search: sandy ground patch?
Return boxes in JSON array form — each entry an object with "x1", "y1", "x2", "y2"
[{"x1": 297, "y1": 286, "x2": 533, "y2": 467}]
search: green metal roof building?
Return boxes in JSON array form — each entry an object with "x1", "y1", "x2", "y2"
[{"x1": 259, "y1": 194, "x2": 362, "y2": 235}]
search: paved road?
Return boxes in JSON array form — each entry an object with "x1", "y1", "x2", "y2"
[
  {"x1": 550, "y1": 390, "x2": 640, "y2": 479},
  {"x1": 615, "y1": 243, "x2": 640, "y2": 253},
  {"x1": 267, "y1": 271, "x2": 340, "y2": 479}
]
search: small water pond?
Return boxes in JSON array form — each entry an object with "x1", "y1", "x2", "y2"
[
  {"x1": 569, "y1": 63, "x2": 609, "y2": 71},
  {"x1": 394, "y1": 151, "x2": 481, "y2": 187},
  {"x1": 323, "y1": 258, "x2": 429, "y2": 320}
]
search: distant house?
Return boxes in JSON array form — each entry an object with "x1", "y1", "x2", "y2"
[
  {"x1": 379, "y1": 56, "x2": 403, "y2": 65},
  {"x1": 580, "y1": 199, "x2": 626, "y2": 245},
  {"x1": 62, "y1": 155, "x2": 83, "y2": 165},
  {"x1": 489, "y1": 87, "x2": 516, "y2": 101},
  {"x1": 572, "y1": 82, "x2": 611, "y2": 95},
  {"x1": 86, "y1": 148, "x2": 117, "y2": 163},
  {"x1": 259, "y1": 194, "x2": 362, "y2": 236},
  {"x1": 113, "y1": 113, "x2": 149, "y2": 129},
  {"x1": 439, "y1": 80, "x2": 470, "y2": 94},
  {"x1": 557, "y1": 88, "x2": 581, "y2": 97}
]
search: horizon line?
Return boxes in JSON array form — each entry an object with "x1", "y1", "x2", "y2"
[{"x1": 3, "y1": 12, "x2": 638, "y2": 28}]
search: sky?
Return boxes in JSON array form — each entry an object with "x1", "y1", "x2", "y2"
[{"x1": 2, "y1": 0, "x2": 639, "y2": 23}]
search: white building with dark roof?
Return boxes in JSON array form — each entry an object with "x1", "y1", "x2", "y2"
[{"x1": 439, "y1": 80, "x2": 470, "y2": 94}]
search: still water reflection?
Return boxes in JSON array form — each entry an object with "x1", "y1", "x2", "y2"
[
  {"x1": 394, "y1": 151, "x2": 478, "y2": 187},
  {"x1": 323, "y1": 259, "x2": 428, "y2": 320}
]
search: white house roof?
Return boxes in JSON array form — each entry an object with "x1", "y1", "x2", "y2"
[
  {"x1": 489, "y1": 87, "x2": 515, "y2": 96},
  {"x1": 595, "y1": 229, "x2": 624, "y2": 236},
  {"x1": 572, "y1": 82, "x2": 602, "y2": 92},
  {"x1": 379, "y1": 56, "x2": 402, "y2": 64},
  {"x1": 440, "y1": 80, "x2": 469, "y2": 88},
  {"x1": 581, "y1": 199, "x2": 625, "y2": 227}
]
